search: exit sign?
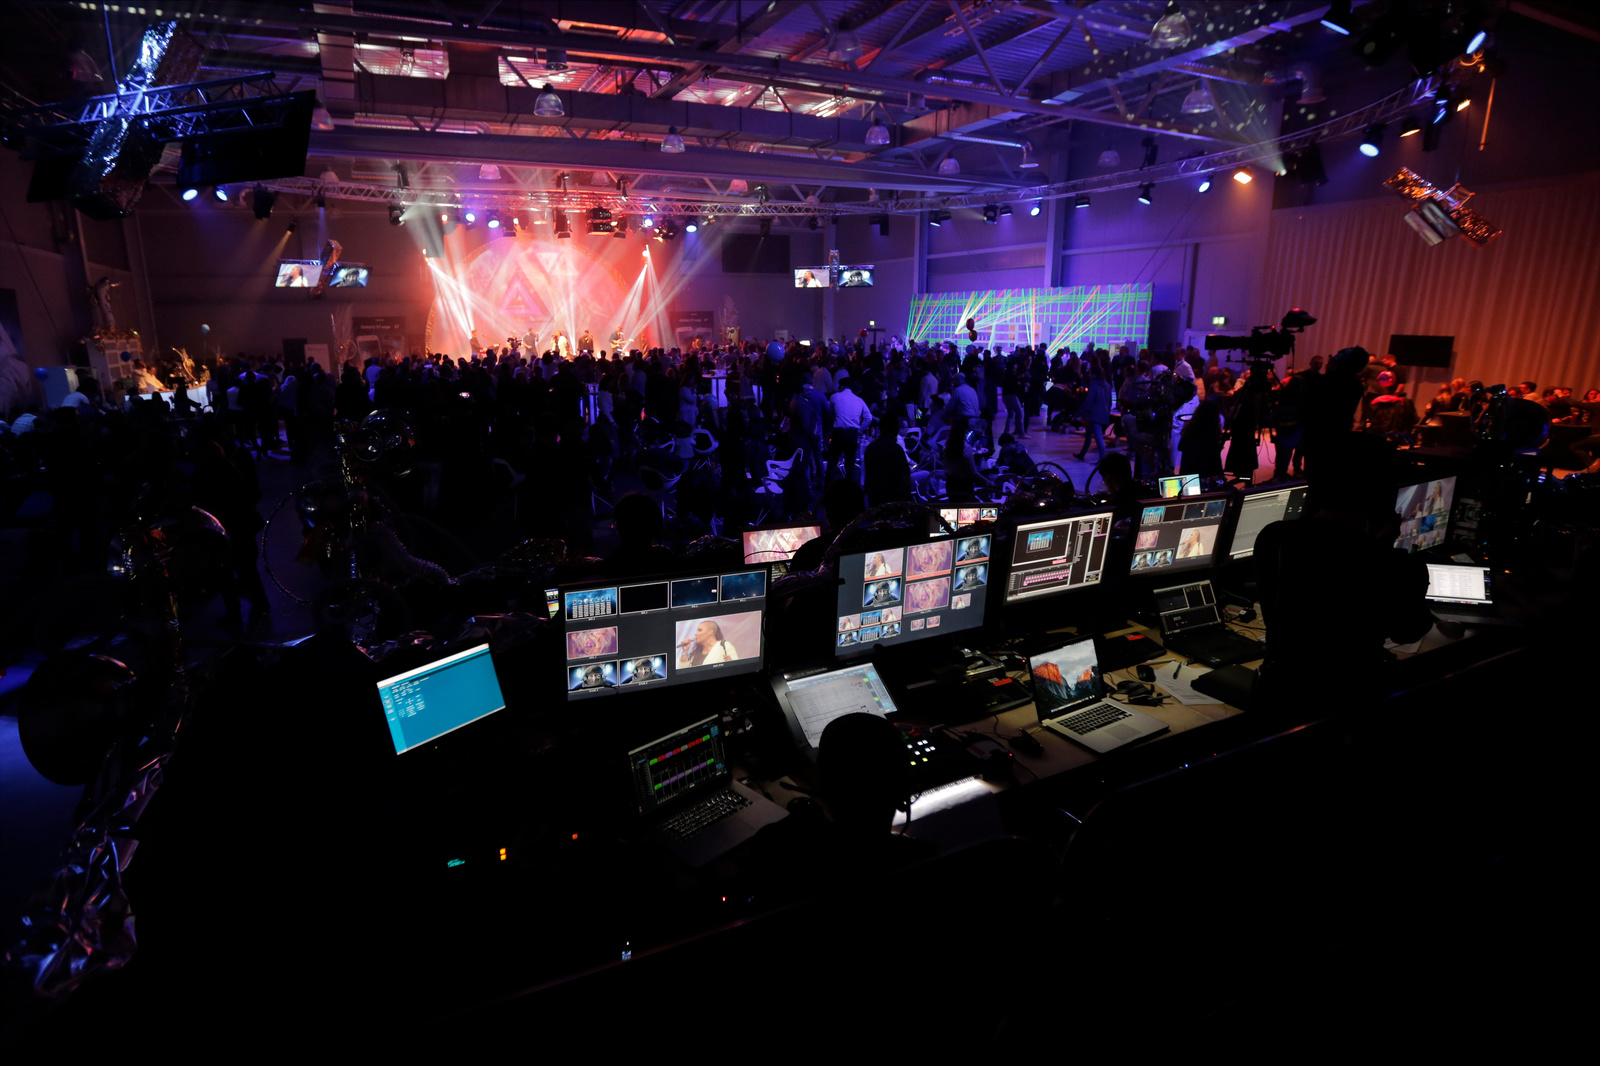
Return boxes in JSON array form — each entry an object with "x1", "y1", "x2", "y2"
[{"x1": 1211, "y1": 316, "x2": 1228, "y2": 326}]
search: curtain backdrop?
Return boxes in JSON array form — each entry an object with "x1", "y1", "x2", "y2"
[{"x1": 1258, "y1": 171, "x2": 1600, "y2": 393}]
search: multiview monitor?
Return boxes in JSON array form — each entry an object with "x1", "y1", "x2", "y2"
[
  {"x1": 1395, "y1": 475, "x2": 1456, "y2": 552},
  {"x1": 1130, "y1": 493, "x2": 1232, "y2": 576},
  {"x1": 834, "y1": 536, "x2": 989, "y2": 656},
  {"x1": 562, "y1": 568, "x2": 768, "y2": 699},
  {"x1": 1004, "y1": 510, "x2": 1114, "y2": 604},
  {"x1": 376, "y1": 644, "x2": 506, "y2": 754}
]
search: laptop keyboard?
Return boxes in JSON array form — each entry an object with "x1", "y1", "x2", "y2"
[
  {"x1": 1061, "y1": 703, "x2": 1132, "y2": 735},
  {"x1": 660, "y1": 789, "x2": 751, "y2": 842}
]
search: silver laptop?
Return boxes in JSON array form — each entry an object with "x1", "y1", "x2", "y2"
[
  {"x1": 1027, "y1": 635, "x2": 1168, "y2": 754},
  {"x1": 627, "y1": 715, "x2": 787, "y2": 868}
]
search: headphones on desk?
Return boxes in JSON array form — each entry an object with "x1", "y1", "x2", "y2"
[{"x1": 1114, "y1": 679, "x2": 1166, "y2": 706}]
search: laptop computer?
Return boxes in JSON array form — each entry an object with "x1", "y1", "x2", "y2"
[
  {"x1": 1028, "y1": 635, "x2": 1169, "y2": 754},
  {"x1": 1424, "y1": 562, "x2": 1510, "y2": 624},
  {"x1": 627, "y1": 714, "x2": 788, "y2": 868},
  {"x1": 1152, "y1": 579, "x2": 1265, "y2": 667}
]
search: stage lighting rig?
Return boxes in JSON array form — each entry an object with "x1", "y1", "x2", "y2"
[
  {"x1": 463, "y1": 210, "x2": 478, "y2": 229},
  {"x1": 587, "y1": 206, "x2": 613, "y2": 235},
  {"x1": 983, "y1": 205, "x2": 999, "y2": 224},
  {"x1": 554, "y1": 211, "x2": 572, "y2": 238},
  {"x1": 1137, "y1": 184, "x2": 1154, "y2": 205},
  {"x1": 388, "y1": 203, "x2": 404, "y2": 226},
  {"x1": 487, "y1": 210, "x2": 501, "y2": 229},
  {"x1": 685, "y1": 220, "x2": 698, "y2": 233}
]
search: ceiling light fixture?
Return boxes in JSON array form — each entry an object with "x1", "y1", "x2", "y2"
[
  {"x1": 1137, "y1": 184, "x2": 1154, "y2": 205},
  {"x1": 311, "y1": 102, "x2": 335, "y2": 131},
  {"x1": 1097, "y1": 146, "x2": 1120, "y2": 168},
  {"x1": 1029, "y1": 200, "x2": 1042, "y2": 216},
  {"x1": 1320, "y1": 0, "x2": 1355, "y2": 35},
  {"x1": 1020, "y1": 141, "x2": 1039, "y2": 168},
  {"x1": 1197, "y1": 174, "x2": 1213, "y2": 192},
  {"x1": 983, "y1": 204, "x2": 999, "y2": 224},
  {"x1": 1074, "y1": 194, "x2": 1091, "y2": 209},
  {"x1": 728, "y1": 178, "x2": 749, "y2": 195},
  {"x1": 1360, "y1": 123, "x2": 1385, "y2": 157},
  {"x1": 181, "y1": 186, "x2": 199, "y2": 201},
  {"x1": 478, "y1": 164, "x2": 501, "y2": 181},
  {"x1": 937, "y1": 156, "x2": 959, "y2": 175},
  {"x1": 1232, "y1": 168, "x2": 1253, "y2": 184},
  {"x1": 929, "y1": 210, "x2": 949, "y2": 227},
  {"x1": 214, "y1": 187, "x2": 230, "y2": 202},
  {"x1": 661, "y1": 126, "x2": 686, "y2": 153},
  {"x1": 319, "y1": 167, "x2": 338, "y2": 183},
  {"x1": 865, "y1": 119, "x2": 890, "y2": 146},
  {"x1": 1150, "y1": 3, "x2": 1193, "y2": 49},
  {"x1": 685, "y1": 220, "x2": 698, "y2": 233},
  {"x1": 544, "y1": 47, "x2": 568, "y2": 71},
  {"x1": 829, "y1": 19, "x2": 863, "y2": 64},
  {"x1": 1181, "y1": 84, "x2": 1215, "y2": 114},
  {"x1": 1401, "y1": 117, "x2": 1422, "y2": 137},
  {"x1": 534, "y1": 83, "x2": 563, "y2": 117},
  {"x1": 487, "y1": 211, "x2": 501, "y2": 229},
  {"x1": 388, "y1": 203, "x2": 404, "y2": 226}
]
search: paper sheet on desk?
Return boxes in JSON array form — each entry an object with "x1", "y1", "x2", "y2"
[{"x1": 1156, "y1": 664, "x2": 1216, "y2": 705}]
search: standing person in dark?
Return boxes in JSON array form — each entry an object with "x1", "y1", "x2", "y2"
[
  {"x1": 1252, "y1": 432, "x2": 1432, "y2": 715},
  {"x1": 863, "y1": 417, "x2": 912, "y2": 506}
]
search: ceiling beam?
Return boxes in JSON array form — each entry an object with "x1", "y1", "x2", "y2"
[{"x1": 308, "y1": 126, "x2": 1031, "y2": 192}]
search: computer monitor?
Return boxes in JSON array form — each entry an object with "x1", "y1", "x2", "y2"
[
  {"x1": 1129, "y1": 493, "x2": 1232, "y2": 577},
  {"x1": 834, "y1": 535, "x2": 989, "y2": 655},
  {"x1": 1394, "y1": 475, "x2": 1456, "y2": 552},
  {"x1": 1158, "y1": 473, "x2": 1202, "y2": 499},
  {"x1": 774, "y1": 662, "x2": 900, "y2": 751},
  {"x1": 376, "y1": 644, "x2": 506, "y2": 754},
  {"x1": 932, "y1": 504, "x2": 1000, "y2": 535},
  {"x1": 1227, "y1": 482, "x2": 1309, "y2": 560},
  {"x1": 562, "y1": 567, "x2": 768, "y2": 699},
  {"x1": 741, "y1": 523, "x2": 822, "y2": 565},
  {"x1": 1003, "y1": 509, "x2": 1114, "y2": 604}
]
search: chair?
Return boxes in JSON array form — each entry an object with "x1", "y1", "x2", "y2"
[
  {"x1": 638, "y1": 465, "x2": 684, "y2": 519},
  {"x1": 764, "y1": 448, "x2": 801, "y2": 484}
]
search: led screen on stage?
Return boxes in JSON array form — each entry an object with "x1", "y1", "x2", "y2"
[{"x1": 906, "y1": 283, "x2": 1152, "y2": 352}]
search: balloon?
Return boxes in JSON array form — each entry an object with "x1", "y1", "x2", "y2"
[
  {"x1": 34, "y1": 367, "x2": 49, "y2": 380},
  {"x1": 200, "y1": 323, "x2": 211, "y2": 333},
  {"x1": 119, "y1": 351, "x2": 132, "y2": 362},
  {"x1": 766, "y1": 341, "x2": 786, "y2": 362}
]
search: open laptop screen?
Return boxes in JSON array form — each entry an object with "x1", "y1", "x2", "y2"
[
  {"x1": 376, "y1": 644, "x2": 506, "y2": 754},
  {"x1": 1028, "y1": 636, "x2": 1104, "y2": 719},
  {"x1": 781, "y1": 663, "x2": 899, "y2": 749},
  {"x1": 1229, "y1": 483, "x2": 1308, "y2": 559},
  {"x1": 627, "y1": 715, "x2": 731, "y2": 815},
  {"x1": 1425, "y1": 563, "x2": 1491, "y2": 605}
]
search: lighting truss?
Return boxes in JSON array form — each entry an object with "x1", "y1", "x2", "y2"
[
  {"x1": 249, "y1": 78, "x2": 1441, "y2": 221},
  {"x1": 5, "y1": 72, "x2": 303, "y2": 160}
]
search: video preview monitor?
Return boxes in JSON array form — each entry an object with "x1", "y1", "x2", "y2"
[
  {"x1": 1130, "y1": 493, "x2": 1232, "y2": 577},
  {"x1": 1158, "y1": 474, "x2": 1202, "y2": 499},
  {"x1": 562, "y1": 568, "x2": 768, "y2": 699},
  {"x1": 1004, "y1": 510, "x2": 1114, "y2": 604},
  {"x1": 328, "y1": 265, "x2": 369, "y2": 287},
  {"x1": 794, "y1": 268, "x2": 827, "y2": 288},
  {"x1": 839, "y1": 267, "x2": 874, "y2": 288},
  {"x1": 376, "y1": 644, "x2": 506, "y2": 754},
  {"x1": 274, "y1": 260, "x2": 321, "y2": 288},
  {"x1": 742, "y1": 523, "x2": 821, "y2": 565},
  {"x1": 834, "y1": 536, "x2": 989, "y2": 656},
  {"x1": 1395, "y1": 475, "x2": 1456, "y2": 552},
  {"x1": 932, "y1": 504, "x2": 1000, "y2": 535},
  {"x1": 1228, "y1": 482, "x2": 1309, "y2": 560}
]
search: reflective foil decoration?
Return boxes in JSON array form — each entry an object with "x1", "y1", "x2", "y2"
[
  {"x1": 6, "y1": 677, "x2": 190, "y2": 998},
  {"x1": 1384, "y1": 167, "x2": 1501, "y2": 246},
  {"x1": 309, "y1": 238, "x2": 342, "y2": 298}
]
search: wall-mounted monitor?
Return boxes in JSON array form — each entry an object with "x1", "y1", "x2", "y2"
[
  {"x1": 328, "y1": 265, "x2": 369, "y2": 287},
  {"x1": 275, "y1": 260, "x2": 321, "y2": 287},
  {"x1": 839, "y1": 267, "x2": 874, "y2": 287},
  {"x1": 794, "y1": 268, "x2": 827, "y2": 288}
]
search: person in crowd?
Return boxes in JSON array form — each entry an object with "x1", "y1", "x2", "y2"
[
  {"x1": 863, "y1": 416, "x2": 911, "y2": 506},
  {"x1": 1073, "y1": 364, "x2": 1113, "y2": 463},
  {"x1": 828, "y1": 377, "x2": 871, "y2": 485}
]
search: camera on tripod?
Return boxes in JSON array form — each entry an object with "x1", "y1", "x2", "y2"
[{"x1": 1204, "y1": 308, "x2": 1317, "y2": 366}]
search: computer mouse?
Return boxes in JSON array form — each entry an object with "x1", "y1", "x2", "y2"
[
  {"x1": 1007, "y1": 732, "x2": 1044, "y2": 758},
  {"x1": 1135, "y1": 664, "x2": 1156, "y2": 683}
]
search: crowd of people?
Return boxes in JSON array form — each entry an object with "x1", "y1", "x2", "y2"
[{"x1": 4, "y1": 331, "x2": 1598, "y2": 641}]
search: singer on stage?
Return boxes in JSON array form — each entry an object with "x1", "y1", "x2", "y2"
[{"x1": 677, "y1": 620, "x2": 740, "y2": 666}]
